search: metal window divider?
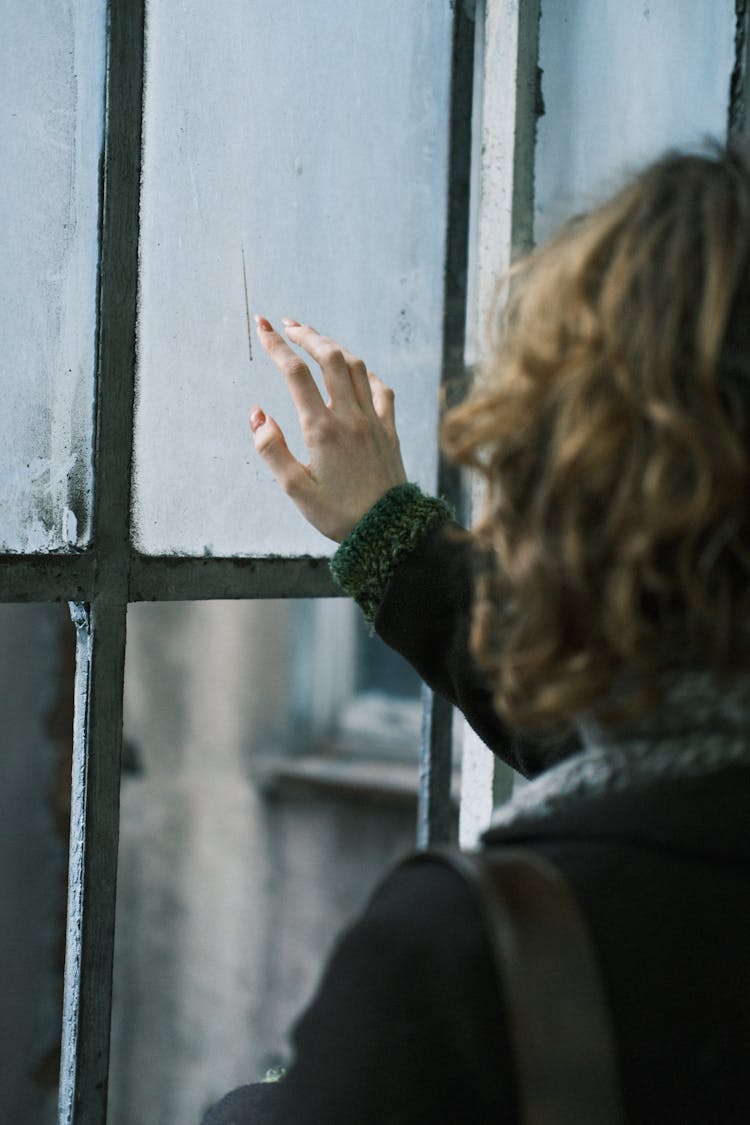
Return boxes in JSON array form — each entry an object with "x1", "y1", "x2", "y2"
[
  {"x1": 416, "y1": 0, "x2": 477, "y2": 849},
  {"x1": 57, "y1": 0, "x2": 145, "y2": 1118},
  {"x1": 729, "y1": 0, "x2": 750, "y2": 137}
]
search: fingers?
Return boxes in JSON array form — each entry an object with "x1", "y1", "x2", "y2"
[
  {"x1": 283, "y1": 322, "x2": 362, "y2": 412},
  {"x1": 249, "y1": 406, "x2": 312, "y2": 500},
  {"x1": 338, "y1": 347, "x2": 376, "y2": 414},
  {"x1": 255, "y1": 317, "x2": 326, "y2": 423},
  {"x1": 257, "y1": 314, "x2": 397, "y2": 424},
  {"x1": 368, "y1": 371, "x2": 397, "y2": 428}
]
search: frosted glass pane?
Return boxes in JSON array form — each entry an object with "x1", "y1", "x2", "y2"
[
  {"x1": 0, "y1": 1, "x2": 105, "y2": 552},
  {"x1": 135, "y1": 1, "x2": 452, "y2": 556},
  {"x1": 536, "y1": 0, "x2": 736, "y2": 239}
]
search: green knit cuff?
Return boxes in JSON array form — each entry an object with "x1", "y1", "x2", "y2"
[{"x1": 330, "y1": 483, "x2": 453, "y2": 622}]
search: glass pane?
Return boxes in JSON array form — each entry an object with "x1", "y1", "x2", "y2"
[
  {"x1": 289, "y1": 600, "x2": 421, "y2": 759},
  {"x1": 0, "y1": 1, "x2": 105, "y2": 552},
  {"x1": 111, "y1": 601, "x2": 417, "y2": 1122},
  {"x1": 536, "y1": 0, "x2": 736, "y2": 238},
  {"x1": 134, "y1": 1, "x2": 453, "y2": 556},
  {"x1": 0, "y1": 604, "x2": 74, "y2": 1123}
]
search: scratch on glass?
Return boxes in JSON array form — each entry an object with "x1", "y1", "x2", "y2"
[{"x1": 241, "y1": 243, "x2": 253, "y2": 365}]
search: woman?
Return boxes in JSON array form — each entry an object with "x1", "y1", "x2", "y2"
[{"x1": 205, "y1": 143, "x2": 750, "y2": 1123}]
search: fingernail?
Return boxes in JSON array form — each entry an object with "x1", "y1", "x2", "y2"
[
  {"x1": 282, "y1": 317, "x2": 301, "y2": 328},
  {"x1": 254, "y1": 315, "x2": 273, "y2": 332},
  {"x1": 249, "y1": 407, "x2": 266, "y2": 432}
]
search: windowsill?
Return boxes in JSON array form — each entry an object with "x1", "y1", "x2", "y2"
[
  {"x1": 258, "y1": 753, "x2": 460, "y2": 807},
  {"x1": 255, "y1": 691, "x2": 461, "y2": 807},
  {"x1": 333, "y1": 691, "x2": 422, "y2": 760}
]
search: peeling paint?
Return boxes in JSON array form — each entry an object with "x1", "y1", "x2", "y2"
[
  {"x1": 3, "y1": 455, "x2": 84, "y2": 553},
  {"x1": 58, "y1": 601, "x2": 91, "y2": 1125},
  {"x1": 0, "y1": 1, "x2": 104, "y2": 553}
]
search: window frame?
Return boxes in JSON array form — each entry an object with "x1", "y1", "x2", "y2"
[{"x1": 0, "y1": 2, "x2": 476, "y2": 1120}]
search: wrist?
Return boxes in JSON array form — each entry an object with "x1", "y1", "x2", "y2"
[{"x1": 330, "y1": 483, "x2": 453, "y2": 621}]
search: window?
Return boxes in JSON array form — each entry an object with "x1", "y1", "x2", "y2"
[{"x1": 1, "y1": 1, "x2": 745, "y2": 1120}]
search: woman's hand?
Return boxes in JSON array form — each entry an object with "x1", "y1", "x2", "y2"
[{"x1": 250, "y1": 316, "x2": 408, "y2": 543}]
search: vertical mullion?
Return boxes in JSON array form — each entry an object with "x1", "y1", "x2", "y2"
[
  {"x1": 59, "y1": 603, "x2": 128, "y2": 1125},
  {"x1": 508, "y1": 0, "x2": 542, "y2": 262},
  {"x1": 417, "y1": 0, "x2": 476, "y2": 847},
  {"x1": 418, "y1": 689, "x2": 455, "y2": 847},
  {"x1": 457, "y1": 0, "x2": 542, "y2": 845},
  {"x1": 59, "y1": 605, "x2": 92, "y2": 1125},
  {"x1": 729, "y1": 0, "x2": 749, "y2": 137},
  {"x1": 58, "y1": 0, "x2": 145, "y2": 1121}
]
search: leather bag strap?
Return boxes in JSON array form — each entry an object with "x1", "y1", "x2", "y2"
[{"x1": 408, "y1": 846, "x2": 627, "y2": 1125}]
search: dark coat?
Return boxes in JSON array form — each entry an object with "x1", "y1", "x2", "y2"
[{"x1": 205, "y1": 526, "x2": 750, "y2": 1124}]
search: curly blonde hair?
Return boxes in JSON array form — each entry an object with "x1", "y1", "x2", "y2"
[{"x1": 442, "y1": 143, "x2": 750, "y2": 733}]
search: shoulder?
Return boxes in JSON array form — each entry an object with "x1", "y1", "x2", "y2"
[{"x1": 202, "y1": 1082, "x2": 280, "y2": 1125}]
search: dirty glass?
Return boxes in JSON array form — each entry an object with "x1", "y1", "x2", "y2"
[
  {"x1": 134, "y1": 0, "x2": 453, "y2": 557},
  {"x1": 535, "y1": 0, "x2": 736, "y2": 238},
  {"x1": 0, "y1": 1, "x2": 105, "y2": 553}
]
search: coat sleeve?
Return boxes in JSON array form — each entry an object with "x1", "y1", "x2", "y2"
[
  {"x1": 266, "y1": 858, "x2": 518, "y2": 1125},
  {"x1": 373, "y1": 523, "x2": 579, "y2": 778},
  {"x1": 329, "y1": 485, "x2": 579, "y2": 773}
]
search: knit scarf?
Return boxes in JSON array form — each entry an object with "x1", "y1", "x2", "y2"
[{"x1": 490, "y1": 671, "x2": 750, "y2": 829}]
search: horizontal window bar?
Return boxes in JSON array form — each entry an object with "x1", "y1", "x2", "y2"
[
  {"x1": 0, "y1": 554, "x2": 95, "y2": 602},
  {"x1": 128, "y1": 554, "x2": 342, "y2": 600},
  {"x1": 0, "y1": 552, "x2": 342, "y2": 602}
]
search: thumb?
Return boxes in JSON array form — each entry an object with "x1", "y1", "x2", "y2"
[{"x1": 249, "y1": 407, "x2": 309, "y2": 498}]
